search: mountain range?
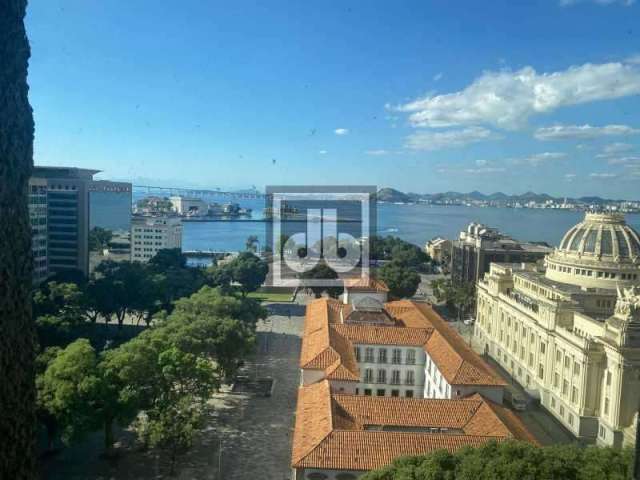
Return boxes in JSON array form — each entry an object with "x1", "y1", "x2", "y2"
[{"x1": 376, "y1": 187, "x2": 621, "y2": 205}]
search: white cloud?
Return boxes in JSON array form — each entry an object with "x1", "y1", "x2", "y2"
[
  {"x1": 318, "y1": 150, "x2": 328, "y2": 155},
  {"x1": 510, "y1": 152, "x2": 567, "y2": 166},
  {"x1": 564, "y1": 173, "x2": 578, "y2": 182},
  {"x1": 534, "y1": 124, "x2": 640, "y2": 140},
  {"x1": 394, "y1": 61, "x2": 640, "y2": 129},
  {"x1": 607, "y1": 155, "x2": 640, "y2": 165},
  {"x1": 405, "y1": 127, "x2": 497, "y2": 151},
  {"x1": 589, "y1": 172, "x2": 619, "y2": 178},
  {"x1": 560, "y1": 0, "x2": 635, "y2": 6},
  {"x1": 597, "y1": 142, "x2": 634, "y2": 157},
  {"x1": 436, "y1": 164, "x2": 506, "y2": 175},
  {"x1": 365, "y1": 149, "x2": 390, "y2": 156},
  {"x1": 334, "y1": 128, "x2": 349, "y2": 136},
  {"x1": 433, "y1": 72, "x2": 443, "y2": 82},
  {"x1": 475, "y1": 159, "x2": 489, "y2": 166},
  {"x1": 627, "y1": 54, "x2": 640, "y2": 65}
]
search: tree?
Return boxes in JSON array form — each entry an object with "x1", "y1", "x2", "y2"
[
  {"x1": 88, "y1": 226, "x2": 113, "y2": 252},
  {"x1": 229, "y1": 251, "x2": 269, "y2": 296},
  {"x1": 204, "y1": 263, "x2": 234, "y2": 293},
  {"x1": 35, "y1": 347, "x2": 62, "y2": 452},
  {"x1": 378, "y1": 262, "x2": 421, "y2": 299},
  {"x1": 299, "y1": 263, "x2": 343, "y2": 298},
  {"x1": 148, "y1": 248, "x2": 187, "y2": 271},
  {"x1": 360, "y1": 441, "x2": 633, "y2": 480},
  {"x1": 245, "y1": 234, "x2": 259, "y2": 253},
  {"x1": 0, "y1": 1, "x2": 37, "y2": 476},
  {"x1": 429, "y1": 279, "x2": 475, "y2": 320}
]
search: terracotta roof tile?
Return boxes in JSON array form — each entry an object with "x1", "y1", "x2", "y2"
[
  {"x1": 332, "y1": 324, "x2": 431, "y2": 346},
  {"x1": 344, "y1": 275, "x2": 390, "y2": 292},
  {"x1": 292, "y1": 381, "x2": 536, "y2": 471}
]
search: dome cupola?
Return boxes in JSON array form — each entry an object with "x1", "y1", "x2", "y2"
[{"x1": 545, "y1": 213, "x2": 640, "y2": 289}]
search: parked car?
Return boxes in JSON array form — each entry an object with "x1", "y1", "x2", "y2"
[{"x1": 463, "y1": 317, "x2": 475, "y2": 326}]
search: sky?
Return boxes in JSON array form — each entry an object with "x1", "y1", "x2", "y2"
[{"x1": 26, "y1": 0, "x2": 640, "y2": 199}]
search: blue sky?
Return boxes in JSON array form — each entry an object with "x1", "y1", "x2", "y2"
[{"x1": 26, "y1": 0, "x2": 640, "y2": 198}]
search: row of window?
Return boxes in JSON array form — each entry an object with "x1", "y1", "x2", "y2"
[
  {"x1": 356, "y1": 387, "x2": 414, "y2": 398},
  {"x1": 362, "y1": 368, "x2": 415, "y2": 385},
  {"x1": 354, "y1": 347, "x2": 416, "y2": 365},
  {"x1": 549, "y1": 262, "x2": 638, "y2": 281}
]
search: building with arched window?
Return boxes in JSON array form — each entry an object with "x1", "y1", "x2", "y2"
[{"x1": 474, "y1": 212, "x2": 640, "y2": 447}]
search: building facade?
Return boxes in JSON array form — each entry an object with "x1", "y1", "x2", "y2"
[
  {"x1": 169, "y1": 195, "x2": 208, "y2": 216},
  {"x1": 293, "y1": 284, "x2": 533, "y2": 480},
  {"x1": 474, "y1": 213, "x2": 640, "y2": 447},
  {"x1": 29, "y1": 177, "x2": 48, "y2": 284},
  {"x1": 131, "y1": 215, "x2": 182, "y2": 262},
  {"x1": 300, "y1": 284, "x2": 505, "y2": 403},
  {"x1": 31, "y1": 166, "x2": 132, "y2": 277},
  {"x1": 425, "y1": 237, "x2": 452, "y2": 265},
  {"x1": 451, "y1": 222, "x2": 551, "y2": 287}
]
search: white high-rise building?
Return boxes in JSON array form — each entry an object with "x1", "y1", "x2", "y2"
[{"x1": 131, "y1": 216, "x2": 182, "y2": 262}]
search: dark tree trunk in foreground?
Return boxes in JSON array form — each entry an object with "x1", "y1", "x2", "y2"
[{"x1": 0, "y1": 0, "x2": 37, "y2": 478}]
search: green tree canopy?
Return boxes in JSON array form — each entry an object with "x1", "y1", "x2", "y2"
[
  {"x1": 299, "y1": 262, "x2": 343, "y2": 298},
  {"x1": 378, "y1": 262, "x2": 421, "y2": 299},
  {"x1": 228, "y1": 251, "x2": 269, "y2": 296},
  {"x1": 361, "y1": 441, "x2": 633, "y2": 480},
  {"x1": 88, "y1": 226, "x2": 113, "y2": 252}
]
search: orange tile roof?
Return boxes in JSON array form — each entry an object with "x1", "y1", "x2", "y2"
[
  {"x1": 291, "y1": 381, "x2": 537, "y2": 471},
  {"x1": 332, "y1": 323, "x2": 431, "y2": 346},
  {"x1": 344, "y1": 275, "x2": 390, "y2": 292},
  {"x1": 300, "y1": 299, "x2": 505, "y2": 387},
  {"x1": 415, "y1": 303, "x2": 507, "y2": 387}
]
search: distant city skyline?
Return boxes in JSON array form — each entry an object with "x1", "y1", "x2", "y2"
[{"x1": 27, "y1": 1, "x2": 640, "y2": 199}]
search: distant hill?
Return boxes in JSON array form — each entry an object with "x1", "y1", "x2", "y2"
[
  {"x1": 377, "y1": 187, "x2": 412, "y2": 203},
  {"x1": 376, "y1": 188, "x2": 630, "y2": 205}
]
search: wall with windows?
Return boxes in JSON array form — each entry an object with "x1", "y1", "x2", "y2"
[{"x1": 353, "y1": 343, "x2": 425, "y2": 398}]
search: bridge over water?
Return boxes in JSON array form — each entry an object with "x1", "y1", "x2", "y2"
[{"x1": 133, "y1": 184, "x2": 265, "y2": 199}]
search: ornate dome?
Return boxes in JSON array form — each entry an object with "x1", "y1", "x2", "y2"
[{"x1": 546, "y1": 213, "x2": 640, "y2": 289}]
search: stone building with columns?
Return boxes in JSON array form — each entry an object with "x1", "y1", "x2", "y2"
[{"x1": 474, "y1": 212, "x2": 640, "y2": 447}]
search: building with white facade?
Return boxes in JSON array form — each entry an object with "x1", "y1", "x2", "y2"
[
  {"x1": 293, "y1": 284, "x2": 532, "y2": 480},
  {"x1": 169, "y1": 196, "x2": 208, "y2": 216},
  {"x1": 474, "y1": 212, "x2": 640, "y2": 447},
  {"x1": 131, "y1": 215, "x2": 182, "y2": 262}
]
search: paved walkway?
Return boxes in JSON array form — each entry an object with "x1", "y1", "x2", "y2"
[{"x1": 41, "y1": 299, "x2": 307, "y2": 480}]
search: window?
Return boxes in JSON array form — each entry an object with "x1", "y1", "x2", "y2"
[
  {"x1": 391, "y1": 370, "x2": 401, "y2": 385},
  {"x1": 377, "y1": 389, "x2": 385, "y2": 396},
  {"x1": 354, "y1": 347, "x2": 361, "y2": 362},
  {"x1": 554, "y1": 373, "x2": 559, "y2": 388},
  {"x1": 573, "y1": 362, "x2": 580, "y2": 376},
  {"x1": 604, "y1": 397, "x2": 610, "y2": 415},
  {"x1": 559, "y1": 405, "x2": 565, "y2": 416},
  {"x1": 538, "y1": 364, "x2": 544, "y2": 380},
  {"x1": 405, "y1": 390, "x2": 414, "y2": 398},
  {"x1": 377, "y1": 369, "x2": 386, "y2": 384},
  {"x1": 392, "y1": 349, "x2": 402, "y2": 364},
  {"x1": 378, "y1": 349, "x2": 387, "y2": 364},
  {"x1": 564, "y1": 356, "x2": 570, "y2": 369},
  {"x1": 599, "y1": 425, "x2": 606, "y2": 439},
  {"x1": 572, "y1": 386, "x2": 578, "y2": 404},
  {"x1": 365, "y1": 348, "x2": 374, "y2": 363},
  {"x1": 568, "y1": 414, "x2": 574, "y2": 427},
  {"x1": 540, "y1": 342, "x2": 546, "y2": 354},
  {"x1": 364, "y1": 368, "x2": 373, "y2": 383},
  {"x1": 562, "y1": 380, "x2": 568, "y2": 396},
  {"x1": 364, "y1": 389, "x2": 372, "y2": 396},
  {"x1": 406, "y1": 370, "x2": 415, "y2": 385},
  {"x1": 406, "y1": 350, "x2": 416, "y2": 365},
  {"x1": 606, "y1": 371, "x2": 612, "y2": 386},
  {"x1": 391, "y1": 389, "x2": 400, "y2": 397}
]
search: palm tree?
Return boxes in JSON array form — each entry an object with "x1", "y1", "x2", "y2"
[{"x1": 0, "y1": 0, "x2": 37, "y2": 477}]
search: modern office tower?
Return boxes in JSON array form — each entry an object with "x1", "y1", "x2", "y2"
[
  {"x1": 451, "y1": 222, "x2": 551, "y2": 287},
  {"x1": 474, "y1": 213, "x2": 640, "y2": 447},
  {"x1": 130, "y1": 215, "x2": 182, "y2": 262},
  {"x1": 28, "y1": 177, "x2": 48, "y2": 284},
  {"x1": 31, "y1": 166, "x2": 132, "y2": 277}
]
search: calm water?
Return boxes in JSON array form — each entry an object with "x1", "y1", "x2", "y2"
[{"x1": 180, "y1": 201, "x2": 640, "y2": 252}]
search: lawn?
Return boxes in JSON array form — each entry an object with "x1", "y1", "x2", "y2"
[{"x1": 247, "y1": 291, "x2": 294, "y2": 302}]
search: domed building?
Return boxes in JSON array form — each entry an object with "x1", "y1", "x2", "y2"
[{"x1": 474, "y1": 212, "x2": 640, "y2": 447}]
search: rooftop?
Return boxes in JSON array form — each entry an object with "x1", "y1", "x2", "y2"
[
  {"x1": 300, "y1": 298, "x2": 505, "y2": 387},
  {"x1": 291, "y1": 380, "x2": 536, "y2": 471}
]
